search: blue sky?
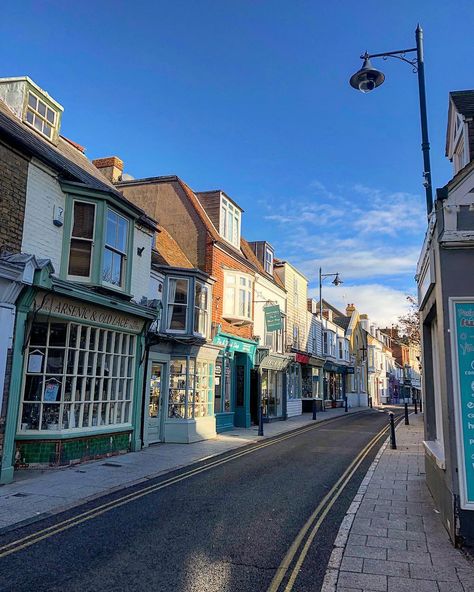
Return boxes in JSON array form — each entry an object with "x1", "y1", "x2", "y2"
[{"x1": 2, "y1": 0, "x2": 473, "y2": 323}]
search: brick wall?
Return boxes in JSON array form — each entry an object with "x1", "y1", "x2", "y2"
[
  {"x1": 0, "y1": 142, "x2": 29, "y2": 253},
  {"x1": 207, "y1": 243, "x2": 254, "y2": 340}
]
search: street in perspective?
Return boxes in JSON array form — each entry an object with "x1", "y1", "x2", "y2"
[{"x1": 1, "y1": 2, "x2": 474, "y2": 591}]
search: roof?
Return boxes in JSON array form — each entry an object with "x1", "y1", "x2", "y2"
[
  {"x1": 450, "y1": 90, "x2": 474, "y2": 118},
  {"x1": 0, "y1": 99, "x2": 152, "y2": 222},
  {"x1": 240, "y1": 238, "x2": 285, "y2": 290},
  {"x1": 153, "y1": 225, "x2": 193, "y2": 269},
  {"x1": 334, "y1": 316, "x2": 351, "y2": 331}
]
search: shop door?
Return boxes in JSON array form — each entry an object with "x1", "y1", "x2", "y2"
[{"x1": 148, "y1": 362, "x2": 164, "y2": 444}]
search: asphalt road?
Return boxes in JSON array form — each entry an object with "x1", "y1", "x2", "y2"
[{"x1": 0, "y1": 410, "x2": 392, "y2": 592}]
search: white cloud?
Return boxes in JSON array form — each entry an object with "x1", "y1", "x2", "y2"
[{"x1": 310, "y1": 283, "x2": 414, "y2": 326}]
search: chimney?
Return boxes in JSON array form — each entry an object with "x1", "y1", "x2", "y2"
[
  {"x1": 346, "y1": 303, "x2": 356, "y2": 316},
  {"x1": 92, "y1": 156, "x2": 123, "y2": 183}
]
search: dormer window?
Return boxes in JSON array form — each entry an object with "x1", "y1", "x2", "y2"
[
  {"x1": 220, "y1": 197, "x2": 241, "y2": 247},
  {"x1": 264, "y1": 247, "x2": 274, "y2": 274},
  {"x1": 25, "y1": 91, "x2": 58, "y2": 141}
]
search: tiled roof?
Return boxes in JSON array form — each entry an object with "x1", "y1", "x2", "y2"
[
  {"x1": 450, "y1": 90, "x2": 474, "y2": 118},
  {"x1": 153, "y1": 225, "x2": 194, "y2": 269},
  {"x1": 334, "y1": 315, "x2": 351, "y2": 331},
  {"x1": 0, "y1": 99, "x2": 151, "y2": 219}
]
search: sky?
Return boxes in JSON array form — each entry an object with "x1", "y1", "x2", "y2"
[{"x1": 1, "y1": 0, "x2": 473, "y2": 325}]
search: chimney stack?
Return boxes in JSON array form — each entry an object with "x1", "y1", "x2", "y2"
[
  {"x1": 92, "y1": 156, "x2": 123, "y2": 183},
  {"x1": 346, "y1": 303, "x2": 356, "y2": 316}
]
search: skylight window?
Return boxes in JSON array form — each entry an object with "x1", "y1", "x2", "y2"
[{"x1": 25, "y1": 91, "x2": 57, "y2": 140}]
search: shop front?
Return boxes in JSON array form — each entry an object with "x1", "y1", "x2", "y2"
[
  {"x1": 257, "y1": 352, "x2": 294, "y2": 422},
  {"x1": 145, "y1": 341, "x2": 220, "y2": 444},
  {"x1": 1, "y1": 282, "x2": 155, "y2": 483},
  {"x1": 212, "y1": 331, "x2": 257, "y2": 432},
  {"x1": 323, "y1": 361, "x2": 346, "y2": 408},
  {"x1": 286, "y1": 361, "x2": 302, "y2": 417},
  {"x1": 300, "y1": 354, "x2": 325, "y2": 412}
]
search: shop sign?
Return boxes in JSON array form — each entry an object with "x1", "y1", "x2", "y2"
[
  {"x1": 32, "y1": 292, "x2": 144, "y2": 333},
  {"x1": 295, "y1": 353, "x2": 310, "y2": 364},
  {"x1": 212, "y1": 333, "x2": 257, "y2": 356},
  {"x1": 450, "y1": 299, "x2": 474, "y2": 509},
  {"x1": 264, "y1": 305, "x2": 282, "y2": 332},
  {"x1": 345, "y1": 367, "x2": 355, "y2": 374}
]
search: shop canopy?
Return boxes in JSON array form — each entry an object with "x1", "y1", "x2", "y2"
[{"x1": 260, "y1": 354, "x2": 294, "y2": 372}]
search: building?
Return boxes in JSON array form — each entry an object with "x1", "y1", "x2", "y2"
[
  {"x1": 417, "y1": 90, "x2": 474, "y2": 547},
  {"x1": 113, "y1": 176, "x2": 261, "y2": 432},
  {"x1": 0, "y1": 77, "x2": 157, "y2": 484}
]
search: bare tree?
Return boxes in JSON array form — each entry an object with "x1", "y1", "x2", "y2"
[{"x1": 395, "y1": 295, "x2": 420, "y2": 346}]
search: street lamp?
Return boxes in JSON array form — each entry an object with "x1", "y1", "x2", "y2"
[
  {"x1": 349, "y1": 25, "x2": 433, "y2": 216},
  {"x1": 319, "y1": 268, "x2": 343, "y2": 412}
]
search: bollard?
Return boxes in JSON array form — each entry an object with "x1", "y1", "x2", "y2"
[
  {"x1": 419, "y1": 398, "x2": 422, "y2": 413},
  {"x1": 414, "y1": 399, "x2": 418, "y2": 414},
  {"x1": 369, "y1": 396, "x2": 373, "y2": 409},
  {"x1": 258, "y1": 405, "x2": 264, "y2": 436},
  {"x1": 404, "y1": 402, "x2": 409, "y2": 425},
  {"x1": 344, "y1": 395, "x2": 348, "y2": 413},
  {"x1": 389, "y1": 412, "x2": 397, "y2": 449},
  {"x1": 312, "y1": 398, "x2": 317, "y2": 420}
]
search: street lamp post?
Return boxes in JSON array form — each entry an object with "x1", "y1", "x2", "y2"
[
  {"x1": 319, "y1": 268, "x2": 343, "y2": 412},
  {"x1": 349, "y1": 25, "x2": 433, "y2": 216}
]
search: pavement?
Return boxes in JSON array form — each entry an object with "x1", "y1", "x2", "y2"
[
  {"x1": 0, "y1": 409, "x2": 389, "y2": 592},
  {"x1": 0, "y1": 405, "x2": 365, "y2": 532},
  {"x1": 322, "y1": 412, "x2": 474, "y2": 592}
]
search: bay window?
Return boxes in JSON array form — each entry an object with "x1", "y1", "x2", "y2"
[
  {"x1": 194, "y1": 282, "x2": 209, "y2": 336},
  {"x1": 103, "y1": 209, "x2": 129, "y2": 288},
  {"x1": 223, "y1": 271, "x2": 253, "y2": 322},
  {"x1": 167, "y1": 278, "x2": 189, "y2": 332},
  {"x1": 20, "y1": 320, "x2": 135, "y2": 433}
]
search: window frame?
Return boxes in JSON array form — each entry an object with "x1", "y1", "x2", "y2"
[
  {"x1": 24, "y1": 90, "x2": 58, "y2": 141},
  {"x1": 102, "y1": 208, "x2": 129, "y2": 290},
  {"x1": 193, "y1": 280, "x2": 210, "y2": 338},
  {"x1": 264, "y1": 247, "x2": 274, "y2": 274},
  {"x1": 166, "y1": 277, "x2": 190, "y2": 334},
  {"x1": 223, "y1": 270, "x2": 253, "y2": 322},
  {"x1": 220, "y1": 196, "x2": 241, "y2": 248},
  {"x1": 67, "y1": 199, "x2": 97, "y2": 282}
]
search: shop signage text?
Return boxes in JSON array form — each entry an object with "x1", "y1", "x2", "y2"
[
  {"x1": 33, "y1": 292, "x2": 143, "y2": 333},
  {"x1": 451, "y1": 300, "x2": 474, "y2": 509},
  {"x1": 212, "y1": 333, "x2": 257, "y2": 356},
  {"x1": 264, "y1": 305, "x2": 282, "y2": 332}
]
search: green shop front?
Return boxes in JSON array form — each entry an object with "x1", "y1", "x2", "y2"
[
  {"x1": 0, "y1": 278, "x2": 154, "y2": 483},
  {"x1": 212, "y1": 331, "x2": 257, "y2": 432}
]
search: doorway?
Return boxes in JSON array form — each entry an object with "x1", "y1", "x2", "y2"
[{"x1": 148, "y1": 362, "x2": 164, "y2": 444}]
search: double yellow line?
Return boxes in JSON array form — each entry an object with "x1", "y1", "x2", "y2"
[
  {"x1": 266, "y1": 420, "x2": 392, "y2": 592},
  {"x1": 0, "y1": 413, "x2": 363, "y2": 559}
]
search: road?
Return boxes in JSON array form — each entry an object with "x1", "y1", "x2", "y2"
[{"x1": 0, "y1": 410, "x2": 393, "y2": 592}]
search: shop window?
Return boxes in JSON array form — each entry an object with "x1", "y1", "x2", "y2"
[
  {"x1": 223, "y1": 271, "x2": 252, "y2": 322},
  {"x1": 214, "y1": 357, "x2": 231, "y2": 413},
  {"x1": 168, "y1": 357, "x2": 214, "y2": 419},
  {"x1": 103, "y1": 209, "x2": 129, "y2": 288},
  {"x1": 167, "y1": 278, "x2": 189, "y2": 332},
  {"x1": 68, "y1": 201, "x2": 95, "y2": 279},
  {"x1": 20, "y1": 321, "x2": 135, "y2": 433},
  {"x1": 287, "y1": 363, "x2": 301, "y2": 400}
]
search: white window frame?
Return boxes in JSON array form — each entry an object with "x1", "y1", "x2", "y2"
[
  {"x1": 25, "y1": 90, "x2": 57, "y2": 141},
  {"x1": 166, "y1": 277, "x2": 189, "y2": 334},
  {"x1": 264, "y1": 248, "x2": 274, "y2": 274},
  {"x1": 68, "y1": 200, "x2": 96, "y2": 282},
  {"x1": 194, "y1": 281, "x2": 210, "y2": 338},
  {"x1": 102, "y1": 208, "x2": 129, "y2": 290},
  {"x1": 223, "y1": 271, "x2": 253, "y2": 321},
  {"x1": 220, "y1": 197, "x2": 241, "y2": 248}
]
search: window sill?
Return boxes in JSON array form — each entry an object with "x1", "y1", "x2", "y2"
[
  {"x1": 16, "y1": 424, "x2": 133, "y2": 439},
  {"x1": 222, "y1": 315, "x2": 253, "y2": 326},
  {"x1": 423, "y1": 439, "x2": 446, "y2": 470}
]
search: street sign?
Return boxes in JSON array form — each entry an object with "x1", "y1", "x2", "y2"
[
  {"x1": 264, "y1": 305, "x2": 282, "y2": 332},
  {"x1": 450, "y1": 299, "x2": 474, "y2": 510}
]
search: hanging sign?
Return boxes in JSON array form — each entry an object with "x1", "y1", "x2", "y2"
[
  {"x1": 450, "y1": 299, "x2": 474, "y2": 509},
  {"x1": 264, "y1": 305, "x2": 282, "y2": 332}
]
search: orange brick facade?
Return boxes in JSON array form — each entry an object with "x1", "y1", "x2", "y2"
[{"x1": 206, "y1": 243, "x2": 255, "y2": 340}]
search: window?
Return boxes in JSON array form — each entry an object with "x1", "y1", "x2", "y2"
[
  {"x1": 167, "y1": 278, "x2": 189, "y2": 332},
  {"x1": 338, "y1": 339, "x2": 343, "y2": 360},
  {"x1": 323, "y1": 332, "x2": 328, "y2": 355},
  {"x1": 223, "y1": 272, "x2": 252, "y2": 321},
  {"x1": 264, "y1": 248, "x2": 274, "y2": 274},
  {"x1": 214, "y1": 356, "x2": 231, "y2": 413},
  {"x1": 103, "y1": 210, "x2": 129, "y2": 288},
  {"x1": 293, "y1": 324, "x2": 299, "y2": 348},
  {"x1": 68, "y1": 201, "x2": 95, "y2": 279},
  {"x1": 25, "y1": 91, "x2": 57, "y2": 140},
  {"x1": 220, "y1": 197, "x2": 241, "y2": 247},
  {"x1": 20, "y1": 321, "x2": 135, "y2": 432},
  {"x1": 194, "y1": 281, "x2": 209, "y2": 336},
  {"x1": 293, "y1": 277, "x2": 299, "y2": 308},
  {"x1": 168, "y1": 358, "x2": 214, "y2": 419}
]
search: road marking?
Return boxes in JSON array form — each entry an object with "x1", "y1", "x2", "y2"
[
  {"x1": 266, "y1": 420, "x2": 393, "y2": 592},
  {"x1": 0, "y1": 411, "x2": 368, "y2": 558}
]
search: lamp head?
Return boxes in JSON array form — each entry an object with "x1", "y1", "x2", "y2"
[
  {"x1": 332, "y1": 273, "x2": 343, "y2": 286},
  {"x1": 349, "y1": 55, "x2": 385, "y2": 94}
]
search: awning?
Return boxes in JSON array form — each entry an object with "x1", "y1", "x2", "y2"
[
  {"x1": 323, "y1": 361, "x2": 353, "y2": 374},
  {"x1": 260, "y1": 354, "x2": 293, "y2": 372}
]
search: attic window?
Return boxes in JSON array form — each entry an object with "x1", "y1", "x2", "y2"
[
  {"x1": 220, "y1": 197, "x2": 240, "y2": 247},
  {"x1": 25, "y1": 92, "x2": 57, "y2": 140},
  {"x1": 264, "y1": 247, "x2": 273, "y2": 274}
]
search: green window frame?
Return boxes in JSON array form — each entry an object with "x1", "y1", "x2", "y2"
[{"x1": 61, "y1": 194, "x2": 134, "y2": 294}]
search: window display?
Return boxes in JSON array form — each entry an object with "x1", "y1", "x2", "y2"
[
  {"x1": 214, "y1": 357, "x2": 231, "y2": 413},
  {"x1": 20, "y1": 320, "x2": 136, "y2": 432},
  {"x1": 168, "y1": 357, "x2": 214, "y2": 420}
]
